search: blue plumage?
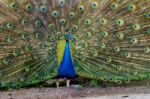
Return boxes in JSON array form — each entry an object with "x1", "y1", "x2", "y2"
[{"x1": 58, "y1": 34, "x2": 75, "y2": 78}]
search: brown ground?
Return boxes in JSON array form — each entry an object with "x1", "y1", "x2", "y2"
[{"x1": 0, "y1": 86, "x2": 150, "y2": 99}]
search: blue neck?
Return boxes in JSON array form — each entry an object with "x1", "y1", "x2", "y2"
[{"x1": 57, "y1": 41, "x2": 75, "y2": 78}]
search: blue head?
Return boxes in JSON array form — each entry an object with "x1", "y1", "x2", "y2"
[{"x1": 65, "y1": 29, "x2": 71, "y2": 41}]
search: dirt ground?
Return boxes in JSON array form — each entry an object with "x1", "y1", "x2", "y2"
[{"x1": 0, "y1": 86, "x2": 150, "y2": 99}]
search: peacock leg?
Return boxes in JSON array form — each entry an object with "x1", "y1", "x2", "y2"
[
  {"x1": 56, "y1": 80, "x2": 62, "y2": 99},
  {"x1": 66, "y1": 79, "x2": 72, "y2": 99}
]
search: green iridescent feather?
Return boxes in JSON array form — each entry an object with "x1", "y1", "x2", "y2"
[{"x1": 0, "y1": 0, "x2": 150, "y2": 88}]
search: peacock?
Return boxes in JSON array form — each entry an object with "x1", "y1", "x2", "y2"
[{"x1": 0, "y1": 0, "x2": 150, "y2": 98}]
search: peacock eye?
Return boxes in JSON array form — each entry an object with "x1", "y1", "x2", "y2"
[
  {"x1": 116, "y1": 19, "x2": 124, "y2": 26},
  {"x1": 72, "y1": 36, "x2": 77, "y2": 42},
  {"x1": 21, "y1": 18, "x2": 29, "y2": 26},
  {"x1": 58, "y1": 0, "x2": 66, "y2": 7},
  {"x1": 13, "y1": 50, "x2": 20, "y2": 57},
  {"x1": 123, "y1": 52, "x2": 131, "y2": 58},
  {"x1": 106, "y1": 58, "x2": 112, "y2": 63},
  {"x1": 6, "y1": 36, "x2": 14, "y2": 44},
  {"x1": 79, "y1": 5, "x2": 84, "y2": 12},
  {"x1": 25, "y1": 45, "x2": 32, "y2": 51},
  {"x1": 81, "y1": 57, "x2": 85, "y2": 62},
  {"x1": 143, "y1": 47, "x2": 150, "y2": 53},
  {"x1": 83, "y1": 42, "x2": 88, "y2": 48},
  {"x1": 132, "y1": 24, "x2": 141, "y2": 31},
  {"x1": 127, "y1": 4, "x2": 136, "y2": 11},
  {"x1": 3, "y1": 57, "x2": 9, "y2": 65},
  {"x1": 100, "y1": 31, "x2": 108, "y2": 38},
  {"x1": 72, "y1": 25, "x2": 78, "y2": 32},
  {"x1": 35, "y1": 20, "x2": 42, "y2": 28},
  {"x1": 85, "y1": 32, "x2": 91, "y2": 38},
  {"x1": 91, "y1": 2, "x2": 98, "y2": 9},
  {"x1": 52, "y1": 10, "x2": 59, "y2": 18},
  {"x1": 116, "y1": 80, "x2": 122, "y2": 84},
  {"x1": 109, "y1": 78, "x2": 113, "y2": 82},
  {"x1": 9, "y1": 2, "x2": 17, "y2": 10},
  {"x1": 146, "y1": 13, "x2": 150, "y2": 19},
  {"x1": 59, "y1": 19, "x2": 66, "y2": 25},
  {"x1": 117, "y1": 33, "x2": 124, "y2": 40},
  {"x1": 26, "y1": 3, "x2": 33, "y2": 12},
  {"x1": 6, "y1": 22, "x2": 14, "y2": 29},
  {"x1": 99, "y1": 18, "x2": 107, "y2": 25},
  {"x1": 113, "y1": 46, "x2": 120, "y2": 52},
  {"x1": 48, "y1": 24, "x2": 55, "y2": 30},
  {"x1": 75, "y1": 67, "x2": 79, "y2": 71},
  {"x1": 56, "y1": 32, "x2": 61, "y2": 36},
  {"x1": 21, "y1": 33, "x2": 28, "y2": 40},
  {"x1": 35, "y1": 33, "x2": 42, "y2": 39},
  {"x1": 130, "y1": 38, "x2": 138, "y2": 44},
  {"x1": 103, "y1": 77, "x2": 108, "y2": 81},
  {"x1": 110, "y1": 3, "x2": 118, "y2": 10},
  {"x1": 92, "y1": 50, "x2": 98, "y2": 57},
  {"x1": 116, "y1": 66, "x2": 122, "y2": 71},
  {"x1": 99, "y1": 42, "x2": 106, "y2": 49},
  {"x1": 69, "y1": 12, "x2": 75, "y2": 19},
  {"x1": 40, "y1": 5, "x2": 48, "y2": 13},
  {"x1": 84, "y1": 19, "x2": 91, "y2": 26},
  {"x1": 132, "y1": 70, "x2": 138, "y2": 75},
  {"x1": 49, "y1": 37, "x2": 55, "y2": 42}
]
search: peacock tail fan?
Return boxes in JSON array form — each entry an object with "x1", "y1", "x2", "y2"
[{"x1": 0, "y1": 0, "x2": 150, "y2": 88}]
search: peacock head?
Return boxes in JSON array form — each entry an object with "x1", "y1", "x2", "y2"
[{"x1": 65, "y1": 29, "x2": 72, "y2": 41}]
